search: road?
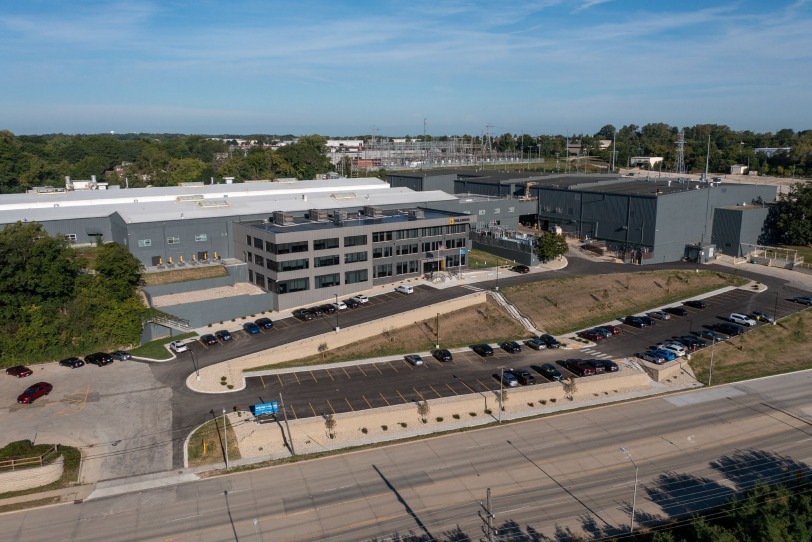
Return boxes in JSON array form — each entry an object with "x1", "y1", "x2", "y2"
[{"x1": 4, "y1": 368, "x2": 811, "y2": 541}]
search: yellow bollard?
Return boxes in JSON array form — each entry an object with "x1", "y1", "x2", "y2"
[{"x1": 202, "y1": 440, "x2": 206, "y2": 456}]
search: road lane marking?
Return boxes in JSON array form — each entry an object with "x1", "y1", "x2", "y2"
[
  {"x1": 458, "y1": 379, "x2": 477, "y2": 393},
  {"x1": 445, "y1": 383, "x2": 459, "y2": 396},
  {"x1": 293, "y1": 372, "x2": 301, "y2": 385},
  {"x1": 475, "y1": 379, "x2": 494, "y2": 392},
  {"x1": 428, "y1": 384, "x2": 443, "y2": 398},
  {"x1": 289, "y1": 404, "x2": 298, "y2": 419},
  {"x1": 341, "y1": 367, "x2": 351, "y2": 379},
  {"x1": 310, "y1": 370, "x2": 318, "y2": 383},
  {"x1": 308, "y1": 402, "x2": 318, "y2": 417},
  {"x1": 387, "y1": 361, "x2": 399, "y2": 373},
  {"x1": 260, "y1": 375, "x2": 266, "y2": 388},
  {"x1": 379, "y1": 393, "x2": 390, "y2": 406},
  {"x1": 412, "y1": 387, "x2": 426, "y2": 401},
  {"x1": 277, "y1": 374, "x2": 284, "y2": 387},
  {"x1": 362, "y1": 395, "x2": 373, "y2": 409},
  {"x1": 396, "y1": 390, "x2": 409, "y2": 404},
  {"x1": 325, "y1": 368, "x2": 335, "y2": 381},
  {"x1": 356, "y1": 365, "x2": 367, "y2": 377},
  {"x1": 372, "y1": 364, "x2": 384, "y2": 374},
  {"x1": 344, "y1": 397, "x2": 354, "y2": 411}
]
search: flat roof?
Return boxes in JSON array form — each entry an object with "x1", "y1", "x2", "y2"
[{"x1": 247, "y1": 208, "x2": 467, "y2": 234}]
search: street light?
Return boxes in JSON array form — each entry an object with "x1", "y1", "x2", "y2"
[
  {"x1": 495, "y1": 256, "x2": 500, "y2": 292},
  {"x1": 223, "y1": 407, "x2": 229, "y2": 469},
  {"x1": 498, "y1": 367, "x2": 504, "y2": 423},
  {"x1": 334, "y1": 293, "x2": 340, "y2": 332},
  {"x1": 708, "y1": 338, "x2": 717, "y2": 386},
  {"x1": 773, "y1": 291, "x2": 780, "y2": 325},
  {"x1": 620, "y1": 447, "x2": 639, "y2": 533},
  {"x1": 189, "y1": 348, "x2": 199, "y2": 379}
]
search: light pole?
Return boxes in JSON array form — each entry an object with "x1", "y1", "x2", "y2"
[
  {"x1": 334, "y1": 293, "x2": 340, "y2": 332},
  {"x1": 708, "y1": 338, "x2": 717, "y2": 386},
  {"x1": 495, "y1": 256, "x2": 500, "y2": 291},
  {"x1": 189, "y1": 349, "x2": 199, "y2": 380},
  {"x1": 222, "y1": 407, "x2": 229, "y2": 469},
  {"x1": 620, "y1": 447, "x2": 639, "y2": 534},
  {"x1": 498, "y1": 367, "x2": 504, "y2": 423},
  {"x1": 773, "y1": 291, "x2": 779, "y2": 325}
]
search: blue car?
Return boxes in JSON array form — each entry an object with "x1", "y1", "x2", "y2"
[
  {"x1": 650, "y1": 348, "x2": 677, "y2": 362},
  {"x1": 242, "y1": 322, "x2": 261, "y2": 335}
]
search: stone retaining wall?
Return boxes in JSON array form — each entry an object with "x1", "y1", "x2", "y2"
[{"x1": 0, "y1": 455, "x2": 63, "y2": 493}]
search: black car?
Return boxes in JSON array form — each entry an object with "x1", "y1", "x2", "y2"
[
  {"x1": 624, "y1": 316, "x2": 647, "y2": 328},
  {"x1": 255, "y1": 317, "x2": 274, "y2": 329},
  {"x1": 511, "y1": 265, "x2": 530, "y2": 274},
  {"x1": 309, "y1": 306, "x2": 324, "y2": 317},
  {"x1": 200, "y1": 334, "x2": 218, "y2": 346},
  {"x1": 319, "y1": 304, "x2": 337, "y2": 314},
  {"x1": 293, "y1": 309, "x2": 315, "y2": 321},
  {"x1": 84, "y1": 352, "x2": 113, "y2": 366},
  {"x1": 59, "y1": 357, "x2": 85, "y2": 368},
  {"x1": 640, "y1": 316, "x2": 657, "y2": 326},
  {"x1": 431, "y1": 349, "x2": 453, "y2": 362},
  {"x1": 499, "y1": 341, "x2": 522, "y2": 353},
  {"x1": 110, "y1": 350, "x2": 132, "y2": 360},
  {"x1": 538, "y1": 334, "x2": 561, "y2": 348},
  {"x1": 215, "y1": 330, "x2": 233, "y2": 341},
  {"x1": 539, "y1": 363, "x2": 562, "y2": 381},
  {"x1": 677, "y1": 335, "x2": 706, "y2": 349},
  {"x1": 345, "y1": 298, "x2": 361, "y2": 308},
  {"x1": 592, "y1": 359, "x2": 619, "y2": 372},
  {"x1": 684, "y1": 300, "x2": 707, "y2": 309},
  {"x1": 511, "y1": 369, "x2": 536, "y2": 385},
  {"x1": 586, "y1": 360, "x2": 605, "y2": 374},
  {"x1": 713, "y1": 322, "x2": 744, "y2": 336},
  {"x1": 523, "y1": 338, "x2": 546, "y2": 350},
  {"x1": 664, "y1": 306, "x2": 688, "y2": 316},
  {"x1": 471, "y1": 344, "x2": 494, "y2": 357}
]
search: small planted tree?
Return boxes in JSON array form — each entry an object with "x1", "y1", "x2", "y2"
[
  {"x1": 498, "y1": 388, "x2": 509, "y2": 411},
  {"x1": 318, "y1": 342, "x2": 329, "y2": 360},
  {"x1": 324, "y1": 414, "x2": 336, "y2": 439},
  {"x1": 417, "y1": 400, "x2": 430, "y2": 423},
  {"x1": 563, "y1": 378, "x2": 578, "y2": 401}
]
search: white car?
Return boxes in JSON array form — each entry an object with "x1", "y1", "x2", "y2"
[
  {"x1": 351, "y1": 294, "x2": 369, "y2": 304},
  {"x1": 169, "y1": 340, "x2": 188, "y2": 353},
  {"x1": 333, "y1": 301, "x2": 348, "y2": 310},
  {"x1": 729, "y1": 313, "x2": 757, "y2": 326},
  {"x1": 656, "y1": 342, "x2": 686, "y2": 357},
  {"x1": 395, "y1": 285, "x2": 414, "y2": 294},
  {"x1": 638, "y1": 351, "x2": 666, "y2": 364}
]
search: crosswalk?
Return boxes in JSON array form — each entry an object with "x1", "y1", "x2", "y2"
[
  {"x1": 579, "y1": 347, "x2": 612, "y2": 359},
  {"x1": 461, "y1": 284, "x2": 485, "y2": 292}
]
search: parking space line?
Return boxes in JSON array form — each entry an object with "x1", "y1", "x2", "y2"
[
  {"x1": 475, "y1": 379, "x2": 494, "y2": 392},
  {"x1": 458, "y1": 379, "x2": 477, "y2": 393},
  {"x1": 277, "y1": 374, "x2": 284, "y2": 387},
  {"x1": 362, "y1": 395, "x2": 373, "y2": 409},
  {"x1": 445, "y1": 383, "x2": 459, "y2": 396},
  {"x1": 356, "y1": 365, "x2": 367, "y2": 377},
  {"x1": 325, "y1": 369, "x2": 335, "y2": 381},
  {"x1": 412, "y1": 387, "x2": 426, "y2": 401},
  {"x1": 289, "y1": 404, "x2": 298, "y2": 420},
  {"x1": 395, "y1": 390, "x2": 409, "y2": 404},
  {"x1": 341, "y1": 367, "x2": 352, "y2": 379},
  {"x1": 372, "y1": 364, "x2": 384, "y2": 374},
  {"x1": 379, "y1": 393, "x2": 390, "y2": 406},
  {"x1": 344, "y1": 397, "x2": 354, "y2": 411},
  {"x1": 293, "y1": 372, "x2": 301, "y2": 385},
  {"x1": 309, "y1": 370, "x2": 318, "y2": 383},
  {"x1": 326, "y1": 399, "x2": 336, "y2": 414},
  {"x1": 259, "y1": 375, "x2": 266, "y2": 388},
  {"x1": 427, "y1": 384, "x2": 443, "y2": 398},
  {"x1": 387, "y1": 361, "x2": 399, "y2": 373},
  {"x1": 308, "y1": 402, "x2": 318, "y2": 417}
]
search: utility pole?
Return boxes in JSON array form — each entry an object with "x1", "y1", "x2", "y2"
[
  {"x1": 435, "y1": 312, "x2": 440, "y2": 349},
  {"x1": 479, "y1": 488, "x2": 496, "y2": 542},
  {"x1": 498, "y1": 368, "x2": 504, "y2": 423},
  {"x1": 279, "y1": 392, "x2": 295, "y2": 455},
  {"x1": 708, "y1": 338, "x2": 717, "y2": 386},
  {"x1": 222, "y1": 407, "x2": 229, "y2": 469},
  {"x1": 620, "y1": 447, "x2": 639, "y2": 533}
]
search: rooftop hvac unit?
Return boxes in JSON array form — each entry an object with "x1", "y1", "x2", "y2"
[
  {"x1": 332, "y1": 210, "x2": 348, "y2": 224},
  {"x1": 272, "y1": 211, "x2": 294, "y2": 225},
  {"x1": 408, "y1": 209, "x2": 425, "y2": 220},
  {"x1": 364, "y1": 205, "x2": 383, "y2": 217},
  {"x1": 308, "y1": 209, "x2": 329, "y2": 221}
]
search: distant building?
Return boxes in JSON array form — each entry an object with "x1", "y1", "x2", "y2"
[
  {"x1": 730, "y1": 164, "x2": 748, "y2": 175},
  {"x1": 754, "y1": 147, "x2": 791, "y2": 157},
  {"x1": 629, "y1": 156, "x2": 664, "y2": 168}
]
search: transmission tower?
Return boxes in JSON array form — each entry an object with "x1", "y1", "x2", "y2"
[{"x1": 675, "y1": 130, "x2": 686, "y2": 175}]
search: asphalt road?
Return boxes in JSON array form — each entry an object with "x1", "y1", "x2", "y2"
[{"x1": 4, "y1": 368, "x2": 811, "y2": 541}]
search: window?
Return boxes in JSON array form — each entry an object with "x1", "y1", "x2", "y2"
[
  {"x1": 493, "y1": 208, "x2": 501, "y2": 214},
  {"x1": 345, "y1": 269, "x2": 368, "y2": 284},
  {"x1": 396, "y1": 243, "x2": 418, "y2": 255},
  {"x1": 246, "y1": 252, "x2": 253, "y2": 263},
  {"x1": 195, "y1": 234, "x2": 208, "y2": 242},
  {"x1": 478, "y1": 209, "x2": 486, "y2": 215},
  {"x1": 396, "y1": 262, "x2": 412, "y2": 275},
  {"x1": 422, "y1": 226, "x2": 443, "y2": 237},
  {"x1": 276, "y1": 277, "x2": 309, "y2": 294},
  {"x1": 344, "y1": 251, "x2": 368, "y2": 264},
  {"x1": 314, "y1": 237, "x2": 339, "y2": 250},
  {"x1": 422, "y1": 240, "x2": 442, "y2": 252},
  {"x1": 275, "y1": 241, "x2": 308, "y2": 254},
  {"x1": 255, "y1": 272, "x2": 266, "y2": 289},
  {"x1": 269, "y1": 258, "x2": 309, "y2": 272},
  {"x1": 253, "y1": 237, "x2": 263, "y2": 249},
  {"x1": 65, "y1": 234, "x2": 77, "y2": 243},
  {"x1": 508, "y1": 207, "x2": 515, "y2": 213},
  {"x1": 396, "y1": 229, "x2": 419, "y2": 240},
  {"x1": 246, "y1": 235, "x2": 252, "y2": 245},
  {"x1": 265, "y1": 240, "x2": 275, "y2": 253},
  {"x1": 138, "y1": 239, "x2": 152, "y2": 248},
  {"x1": 314, "y1": 255, "x2": 340, "y2": 267},
  {"x1": 167, "y1": 236, "x2": 180, "y2": 245},
  {"x1": 254, "y1": 255, "x2": 264, "y2": 267},
  {"x1": 372, "y1": 231, "x2": 393, "y2": 242},
  {"x1": 373, "y1": 246, "x2": 393, "y2": 258},
  {"x1": 315, "y1": 273, "x2": 340, "y2": 289},
  {"x1": 344, "y1": 234, "x2": 367, "y2": 247},
  {"x1": 373, "y1": 263, "x2": 392, "y2": 278}
]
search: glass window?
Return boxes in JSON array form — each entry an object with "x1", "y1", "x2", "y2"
[
  {"x1": 255, "y1": 272, "x2": 266, "y2": 289},
  {"x1": 138, "y1": 239, "x2": 152, "y2": 248},
  {"x1": 246, "y1": 252, "x2": 253, "y2": 263},
  {"x1": 65, "y1": 234, "x2": 77, "y2": 242},
  {"x1": 269, "y1": 258, "x2": 309, "y2": 272},
  {"x1": 396, "y1": 229, "x2": 419, "y2": 240},
  {"x1": 195, "y1": 234, "x2": 208, "y2": 242},
  {"x1": 314, "y1": 237, "x2": 339, "y2": 250},
  {"x1": 344, "y1": 234, "x2": 367, "y2": 247},
  {"x1": 373, "y1": 246, "x2": 393, "y2": 258},
  {"x1": 167, "y1": 236, "x2": 180, "y2": 245},
  {"x1": 372, "y1": 231, "x2": 393, "y2": 243},
  {"x1": 373, "y1": 263, "x2": 392, "y2": 278},
  {"x1": 315, "y1": 273, "x2": 340, "y2": 289},
  {"x1": 276, "y1": 277, "x2": 309, "y2": 294},
  {"x1": 253, "y1": 237, "x2": 264, "y2": 249},
  {"x1": 396, "y1": 243, "x2": 418, "y2": 255},
  {"x1": 254, "y1": 255, "x2": 264, "y2": 267},
  {"x1": 246, "y1": 235, "x2": 252, "y2": 244},
  {"x1": 493, "y1": 208, "x2": 501, "y2": 214},
  {"x1": 275, "y1": 241, "x2": 308, "y2": 254},
  {"x1": 265, "y1": 240, "x2": 275, "y2": 253},
  {"x1": 314, "y1": 255, "x2": 340, "y2": 267},
  {"x1": 478, "y1": 209, "x2": 486, "y2": 215},
  {"x1": 344, "y1": 251, "x2": 368, "y2": 264},
  {"x1": 345, "y1": 269, "x2": 368, "y2": 284}
]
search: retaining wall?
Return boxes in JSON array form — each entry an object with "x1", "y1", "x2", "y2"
[{"x1": 0, "y1": 456, "x2": 64, "y2": 493}]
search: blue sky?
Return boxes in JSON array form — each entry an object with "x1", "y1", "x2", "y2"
[{"x1": 2, "y1": 0, "x2": 810, "y2": 136}]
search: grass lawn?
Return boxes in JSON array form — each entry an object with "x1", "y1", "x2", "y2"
[
  {"x1": 187, "y1": 415, "x2": 242, "y2": 467},
  {"x1": 256, "y1": 298, "x2": 533, "y2": 370},
  {"x1": 130, "y1": 331, "x2": 197, "y2": 360},
  {"x1": 466, "y1": 248, "x2": 515, "y2": 269},
  {"x1": 0, "y1": 440, "x2": 82, "y2": 501},
  {"x1": 689, "y1": 309, "x2": 812, "y2": 385},
  {"x1": 778, "y1": 245, "x2": 812, "y2": 263},
  {"x1": 142, "y1": 265, "x2": 228, "y2": 286},
  {"x1": 502, "y1": 270, "x2": 747, "y2": 335}
]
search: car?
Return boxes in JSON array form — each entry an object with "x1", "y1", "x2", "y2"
[
  {"x1": 309, "y1": 306, "x2": 325, "y2": 317},
  {"x1": 684, "y1": 300, "x2": 707, "y2": 309},
  {"x1": 200, "y1": 334, "x2": 218, "y2": 346},
  {"x1": 599, "y1": 325, "x2": 622, "y2": 335},
  {"x1": 344, "y1": 298, "x2": 361, "y2": 308},
  {"x1": 585, "y1": 360, "x2": 605, "y2": 374},
  {"x1": 792, "y1": 296, "x2": 812, "y2": 305},
  {"x1": 293, "y1": 309, "x2": 315, "y2": 321},
  {"x1": 564, "y1": 359, "x2": 595, "y2": 376},
  {"x1": 110, "y1": 350, "x2": 132, "y2": 360},
  {"x1": 319, "y1": 304, "x2": 337, "y2": 314},
  {"x1": 59, "y1": 357, "x2": 85, "y2": 368},
  {"x1": 255, "y1": 317, "x2": 274, "y2": 329},
  {"x1": 500, "y1": 371, "x2": 519, "y2": 387},
  {"x1": 624, "y1": 316, "x2": 647, "y2": 328},
  {"x1": 85, "y1": 352, "x2": 114, "y2": 366},
  {"x1": 215, "y1": 330, "x2": 233, "y2": 341},
  {"x1": 594, "y1": 327, "x2": 616, "y2": 338},
  {"x1": 647, "y1": 310, "x2": 670, "y2": 320},
  {"x1": 499, "y1": 341, "x2": 522, "y2": 353},
  {"x1": 539, "y1": 363, "x2": 562, "y2": 381},
  {"x1": 578, "y1": 329, "x2": 604, "y2": 342},
  {"x1": 640, "y1": 316, "x2": 657, "y2": 326},
  {"x1": 698, "y1": 329, "x2": 727, "y2": 342},
  {"x1": 17, "y1": 382, "x2": 53, "y2": 404},
  {"x1": 170, "y1": 340, "x2": 188, "y2": 353},
  {"x1": 333, "y1": 301, "x2": 348, "y2": 311},
  {"x1": 404, "y1": 354, "x2": 424, "y2": 366},
  {"x1": 593, "y1": 359, "x2": 619, "y2": 372},
  {"x1": 511, "y1": 369, "x2": 536, "y2": 385},
  {"x1": 523, "y1": 338, "x2": 546, "y2": 350},
  {"x1": 676, "y1": 336, "x2": 706, "y2": 349},
  {"x1": 655, "y1": 342, "x2": 686, "y2": 357},
  {"x1": 352, "y1": 294, "x2": 369, "y2": 304},
  {"x1": 713, "y1": 322, "x2": 744, "y2": 336},
  {"x1": 431, "y1": 349, "x2": 453, "y2": 362},
  {"x1": 638, "y1": 351, "x2": 666, "y2": 364},
  {"x1": 729, "y1": 313, "x2": 757, "y2": 327},
  {"x1": 538, "y1": 334, "x2": 561, "y2": 348},
  {"x1": 395, "y1": 285, "x2": 414, "y2": 294},
  {"x1": 471, "y1": 344, "x2": 494, "y2": 357},
  {"x1": 664, "y1": 306, "x2": 688, "y2": 316},
  {"x1": 650, "y1": 348, "x2": 677, "y2": 362},
  {"x1": 242, "y1": 322, "x2": 261, "y2": 334},
  {"x1": 511, "y1": 265, "x2": 530, "y2": 274},
  {"x1": 750, "y1": 311, "x2": 775, "y2": 324},
  {"x1": 6, "y1": 366, "x2": 33, "y2": 378}
]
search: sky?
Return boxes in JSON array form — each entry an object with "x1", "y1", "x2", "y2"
[{"x1": 1, "y1": 0, "x2": 811, "y2": 136}]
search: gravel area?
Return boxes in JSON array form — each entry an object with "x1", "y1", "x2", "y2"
[{"x1": 151, "y1": 283, "x2": 265, "y2": 307}]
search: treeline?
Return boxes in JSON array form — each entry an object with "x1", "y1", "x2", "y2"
[{"x1": 0, "y1": 222, "x2": 151, "y2": 365}]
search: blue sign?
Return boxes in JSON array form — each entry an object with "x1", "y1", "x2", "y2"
[
  {"x1": 253, "y1": 402, "x2": 278, "y2": 415},
  {"x1": 461, "y1": 249, "x2": 467, "y2": 255}
]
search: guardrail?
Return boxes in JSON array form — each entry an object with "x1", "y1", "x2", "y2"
[
  {"x1": 146, "y1": 314, "x2": 193, "y2": 331},
  {"x1": 0, "y1": 444, "x2": 59, "y2": 470}
]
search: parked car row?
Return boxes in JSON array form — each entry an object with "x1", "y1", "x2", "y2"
[
  {"x1": 292, "y1": 294, "x2": 372, "y2": 322},
  {"x1": 563, "y1": 358, "x2": 618, "y2": 377},
  {"x1": 579, "y1": 325, "x2": 621, "y2": 343}
]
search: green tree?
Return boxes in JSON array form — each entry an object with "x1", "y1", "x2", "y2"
[
  {"x1": 534, "y1": 232, "x2": 569, "y2": 262},
  {"x1": 94, "y1": 242, "x2": 144, "y2": 302},
  {"x1": 167, "y1": 158, "x2": 206, "y2": 184},
  {"x1": 276, "y1": 135, "x2": 333, "y2": 179},
  {"x1": 763, "y1": 182, "x2": 812, "y2": 245}
]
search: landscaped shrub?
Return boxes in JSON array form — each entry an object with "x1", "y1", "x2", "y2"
[
  {"x1": 452, "y1": 414, "x2": 460, "y2": 419},
  {"x1": 469, "y1": 412, "x2": 477, "y2": 417},
  {"x1": 540, "y1": 399, "x2": 547, "y2": 405},
  {"x1": 361, "y1": 428, "x2": 368, "y2": 434},
  {"x1": 400, "y1": 422, "x2": 408, "y2": 428},
  {"x1": 436, "y1": 417, "x2": 444, "y2": 422},
  {"x1": 381, "y1": 425, "x2": 388, "y2": 431},
  {"x1": 484, "y1": 409, "x2": 492, "y2": 415}
]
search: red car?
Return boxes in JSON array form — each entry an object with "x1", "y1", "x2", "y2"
[
  {"x1": 6, "y1": 366, "x2": 33, "y2": 378},
  {"x1": 578, "y1": 330, "x2": 604, "y2": 342},
  {"x1": 600, "y1": 325, "x2": 622, "y2": 335},
  {"x1": 17, "y1": 382, "x2": 53, "y2": 404}
]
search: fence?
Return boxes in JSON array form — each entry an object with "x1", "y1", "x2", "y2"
[{"x1": 0, "y1": 444, "x2": 59, "y2": 470}]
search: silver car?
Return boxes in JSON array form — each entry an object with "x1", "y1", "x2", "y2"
[
  {"x1": 404, "y1": 354, "x2": 424, "y2": 366},
  {"x1": 647, "y1": 310, "x2": 670, "y2": 320},
  {"x1": 500, "y1": 372, "x2": 519, "y2": 387}
]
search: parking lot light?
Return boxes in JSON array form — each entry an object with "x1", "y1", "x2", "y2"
[
  {"x1": 334, "y1": 294, "x2": 340, "y2": 332},
  {"x1": 620, "y1": 447, "x2": 639, "y2": 533}
]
